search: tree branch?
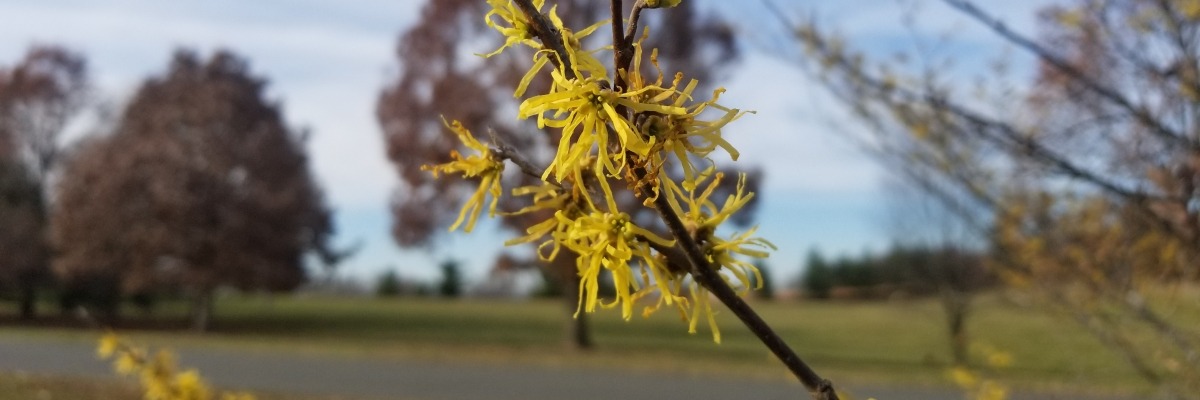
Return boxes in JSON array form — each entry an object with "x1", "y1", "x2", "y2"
[
  {"x1": 511, "y1": 0, "x2": 839, "y2": 398},
  {"x1": 942, "y1": 0, "x2": 1197, "y2": 151},
  {"x1": 784, "y1": 9, "x2": 1164, "y2": 204},
  {"x1": 488, "y1": 127, "x2": 547, "y2": 181},
  {"x1": 512, "y1": 0, "x2": 576, "y2": 80},
  {"x1": 624, "y1": 1, "x2": 648, "y2": 47},
  {"x1": 611, "y1": 0, "x2": 626, "y2": 91},
  {"x1": 645, "y1": 181, "x2": 838, "y2": 400}
]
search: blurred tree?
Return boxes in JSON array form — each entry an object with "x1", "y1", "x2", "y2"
[
  {"x1": 800, "y1": 249, "x2": 832, "y2": 299},
  {"x1": 783, "y1": 0, "x2": 1200, "y2": 392},
  {"x1": 0, "y1": 45, "x2": 88, "y2": 320},
  {"x1": 533, "y1": 267, "x2": 565, "y2": 298},
  {"x1": 831, "y1": 255, "x2": 876, "y2": 289},
  {"x1": 51, "y1": 49, "x2": 337, "y2": 331},
  {"x1": 376, "y1": 269, "x2": 403, "y2": 298},
  {"x1": 377, "y1": 0, "x2": 745, "y2": 349},
  {"x1": 751, "y1": 261, "x2": 774, "y2": 300},
  {"x1": 883, "y1": 177, "x2": 992, "y2": 365},
  {"x1": 438, "y1": 259, "x2": 462, "y2": 298},
  {"x1": 883, "y1": 244, "x2": 990, "y2": 365}
]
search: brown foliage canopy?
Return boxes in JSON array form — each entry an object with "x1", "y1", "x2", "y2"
[{"x1": 51, "y1": 49, "x2": 334, "y2": 295}]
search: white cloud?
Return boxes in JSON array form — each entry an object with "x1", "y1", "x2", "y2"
[{"x1": 718, "y1": 51, "x2": 882, "y2": 195}]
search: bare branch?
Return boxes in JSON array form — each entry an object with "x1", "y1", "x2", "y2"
[
  {"x1": 942, "y1": 0, "x2": 1197, "y2": 151},
  {"x1": 611, "y1": 0, "x2": 627, "y2": 86},
  {"x1": 644, "y1": 178, "x2": 839, "y2": 400},
  {"x1": 487, "y1": 127, "x2": 547, "y2": 181},
  {"x1": 623, "y1": 0, "x2": 648, "y2": 44},
  {"x1": 512, "y1": 0, "x2": 576, "y2": 80},
  {"x1": 784, "y1": 11, "x2": 1162, "y2": 204}
]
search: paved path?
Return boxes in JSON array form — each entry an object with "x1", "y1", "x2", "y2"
[{"x1": 0, "y1": 335, "x2": 1129, "y2": 400}]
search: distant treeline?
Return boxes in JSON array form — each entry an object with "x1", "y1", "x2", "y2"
[{"x1": 797, "y1": 245, "x2": 995, "y2": 300}]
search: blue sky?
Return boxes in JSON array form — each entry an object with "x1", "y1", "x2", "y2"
[{"x1": 0, "y1": 0, "x2": 1053, "y2": 287}]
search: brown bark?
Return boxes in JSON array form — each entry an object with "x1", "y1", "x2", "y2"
[
  {"x1": 17, "y1": 272, "x2": 36, "y2": 320},
  {"x1": 941, "y1": 289, "x2": 970, "y2": 366},
  {"x1": 563, "y1": 273, "x2": 592, "y2": 350},
  {"x1": 189, "y1": 289, "x2": 214, "y2": 333}
]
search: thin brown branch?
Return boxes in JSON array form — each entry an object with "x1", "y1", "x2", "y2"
[
  {"x1": 785, "y1": 9, "x2": 1159, "y2": 204},
  {"x1": 942, "y1": 0, "x2": 1197, "y2": 151},
  {"x1": 512, "y1": 0, "x2": 576, "y2": 80},
  {"x1": 646, "y1": 239, "x2": 692, "y2": 275},
  {"x1": 611, "y1": 0, "x2": 634, "y2": 119},
  {"x1": 624, "y1": 1, "x2": 648, "y2": 46},
  {"x1": 487, "y1": 127, "x2": 547, "y2": 181},
  {"x1": 782, "y1": 10, "x2": 1200, "y2": 248},
  {"x1": 645, "y1": 176, "x2": 838, "y2": 400},
  {"x1": 611, "y1": 0, "x2": 626, "y2": 90}
]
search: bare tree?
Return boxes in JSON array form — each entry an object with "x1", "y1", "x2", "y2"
[
  {"x1": 0, "y1": 45, "x2": 88, "y2": 319},
  {"x1": 780, "y1": 0, "x2": 1200, "y2": 395},
  {"x1": 883, "y1": 177, "x2": 991, "y2": 366},
  {"x1": 377, "y1": 0, "x2": 742, "y2": 349},
  {"x1": 51, "y1": 49, "x2": 335, "y2": 331}
]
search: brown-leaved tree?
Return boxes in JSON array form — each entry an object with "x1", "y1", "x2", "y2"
[{"x1": 52, "y1": 49, "x2": 335, "y2": 331}]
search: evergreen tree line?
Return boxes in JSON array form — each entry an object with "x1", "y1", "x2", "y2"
[{"x1": 798, "y1": 245, "x2": 995, "y2": 300}]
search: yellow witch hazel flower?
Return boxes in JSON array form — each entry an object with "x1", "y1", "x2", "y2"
[
  {"x1": 443, "y1": 0, "x2": 773, "y2": 347},
  {"x1": 661, "y1": 169, "x2": 775, "y2": 342},
  {"x1": 97, "y1": 332, "x2": 256, "y2": 400},
  {"x1": 558, "y1": 208, "x2": 675, "y2": 320},
  {"x1": 663, "y1": 168, "x2": 757, "y2": 236},
  {"x1": 621, "y1": 29, "x2": 752, "y2": 192},
  {"x1": 98, "y1": 331, "x2": 120, "y2": 358},
  {"x1": 481, "y1": 0, "x2": 544, "y2": 57},
  {"x1": 646, "y1": 75, "x2": 751, "y2": 191},
  {"x1": 543, "y1": 5, "x2": 608, "y2": 82},
  {"x1": 519, "y1": 69, "x2": 684, "y2": 203},
  {"x1": 422, "y1": 117, "x2": 504, "y2": 233},
  {"x1": 503, "y1": 182, "x2": 579, "y2": 261},
  {"x1": 483, "y1": 0, "x2": 607, "y2": 97}
]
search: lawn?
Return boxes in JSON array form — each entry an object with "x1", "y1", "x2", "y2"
[
  {"x1": 4, "y1": 291, "x2": 1193, "y2": 397},
  {"x1": 0, "y1": 371, "x2": 357, "y2": 400},
  {"x1": 0, "y1": 371, "x2": 141, "y2": 400}
]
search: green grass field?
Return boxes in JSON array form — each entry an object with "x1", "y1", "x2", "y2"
[{"x1": 4, "y1": 291, "x2": 1196, "y2": 397}]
